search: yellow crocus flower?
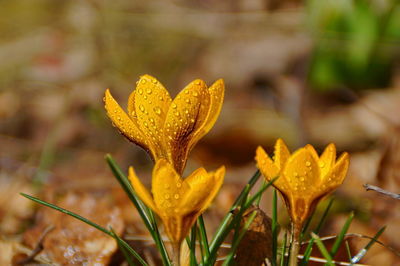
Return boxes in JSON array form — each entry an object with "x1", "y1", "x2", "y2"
[
  {"x1": 255, "y1": 139, "x2": 349, "y2": 236},
  {"x1": 128, "y1": 159, "x2": 225, "y2": 245},
  {"x1": 104, "y1": 75, "x2": 224, "y2": 174}
]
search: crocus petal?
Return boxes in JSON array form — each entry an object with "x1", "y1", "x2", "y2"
[
  {"x1": 104, "y1": 89, "x2": 150, "y2": 153},
  {"x1": 164, "y1": 79, "x2": 210, "y2": 174},
  {"x1": 256, "y1": 146, "x2": 280, "y2": 181},
  {"x1": 274, "y1": 138, "x2": 290, "y2": 170},
  {"x1": 319, "y1": 143, "x2": 336, "y2": 177},
  {"x1": 189, "y1": 79, "x2": 225, "y2": 151},
  {"x1": 305, "y1": 144, "x2": 319, "y2": 162},
  {"x1": 282, "y1": 148, "x2": 320, "y2": 197},
  {"x1": 152, "y1": 159, "x2": 189, "y2": 216},
  {"x1": 128, "y1": 167, "x2": 157, "y2": 212},
  {"x1": 134, "y1": 75, "x2": 172, "y2": 159},
  {"x1": 180, "y1": 166, "x2": 225, "y2": 215},
  {"x1": 318, "y1": 152, "x2": 350, "y2": 196}
]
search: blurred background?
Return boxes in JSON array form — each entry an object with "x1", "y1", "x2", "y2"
[{"x1": 0, "y1": 0, "x2": 400, "y2": 264}]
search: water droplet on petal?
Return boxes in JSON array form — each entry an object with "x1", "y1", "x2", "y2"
[
  {"x1": 193, "y1": 91, "x2": 198, "y2": 97},
  {"x1": 172, "y1": 103, "x2": 177, "y2": 109},
  {"x1": 174, "y1": 194, "x2": 180, "y2": 199},
  {"x1": 184, "y1": 90, "x2": 189, "y2": 94},
  {"x1": 185, "y1": 99, "x2": 190, "y2": 104},
  {"x1": 138, "y1": 89, "x2": 143, "y2": 95},
  {"x1": 139, "y1": 105, "x2": 145, "y2": 112},
  {"x1": 165, "y1": 194, "x2": 170, "y2": 199},
  {"x1": 306, "y1": 161, "x2": 311, "y2": 167},
  {"x1": 176, "y1": 182, "x2": 182, "y2": 188},
  {"x1": 146, "y1": 88, "x2": 152, "y2": 94},
  {"x1": 319, "y1": 162, "x2": 325, "y2": 168},
  {"x1": 195, "y1": 80, "x2": 201, "y2": 85},
  {"x1": 141, "y1": 79, "x2": 146, "y2": 84},
  {"x1": 154, "y1": 107, "x2": 161, "y2": 115}
]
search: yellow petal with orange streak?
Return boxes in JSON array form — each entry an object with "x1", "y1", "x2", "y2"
[
  {"x1": 104, "y1": 89, "x2": 151, "y2": 154},
  {"x1": 188, "y1": 79, "x2": 225, "y2": 151},
  {"x1": 163, "y1": 79, "x2": 210, "y2": 174}
]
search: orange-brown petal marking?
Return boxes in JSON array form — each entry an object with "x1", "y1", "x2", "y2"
[
  {"x1": 282, "y1": 148, "x2": 320, "y2": 195},
  {"x1": 189, "y1": 79, "x2": 225, "y2": 150},
  {"x1": 151, "y1": 159, "x2": 189, "y2": 216},
  {"x1": 104, "y1": 89, "x2": 149, "y2": 152},
  {"x1": 164, "y1": 79, "x2": 210, "y2": 174},
  {"x1": 128, "y1": 167, "x2": 157, "y2": 212},
  {"x1": 135, "y1": 75, "x2": 172, "y2": 158}
]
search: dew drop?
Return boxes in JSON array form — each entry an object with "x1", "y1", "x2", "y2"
[
  {"x1": 159, "y1": 96, "x2": 163, "y2": 101},
  {"x1": 294, "y1": 172, "x2": 299, "y2": 177},
  {"x1": 164, "y1": 183, "x2": 170, "y2": 189},
  {"x1": 146, "y1": 88, "x2": 152, "y2": 94},
  {"x1": 138, "y1": 89, "x2": 143, "y2": 95},
  {"x1": 144, "y1": 95, "x2": 148, "y2": 100},
  {"x1": 172, "y1": 103, "x2": 177, "y2": 109},
  {"x1": 139, "y1": 105, "x2": 145, "y2": 112},
  {"x1": 131, "y1": 111, "x2": 136, "y2": 117},
  {"x1": 176, "y1": 182, "x2": 182, "y2": 188},
  {"x1": 144, "y1": 122, "x2": 148, "y2": 127},
  {"x1": 190, "y1": 118, "x2": 195, "y2": 123},
  {"x1": 185, "y1": 99, "x2": 190, "y2": 104},
  {"x1": 184, "y1": 90, "x2": 189, "y2": 94},
  {"x1": 166, "y1": 123, "x2": 171, "y2": 128},
  {"x1": 193, "y1": 91, "x2": 199, "y2": 97},
  {"x1": 195, "y1": 80, "x2": 201, "y2": 85},
  {"x1": 174, "y1": 111, "x2": 180, "y2": 117},
  {"x1": 149, "y1": 118, "x2": 154, "y2": 124},
  {"x1": 152, "y1": 79, "x2": 157, "y2": 84},
  {"x1": 300, "y1": 177, "x2": 305, "y2": 182},
  {"x1": 174, "y1": 194, "x2": 180, "y2": 199},
  {"x1": 306, "y1": 161, "x2": 311, "y2": 167},
  {"x1": 164, "y1": 194, "x2": 170, "y2": 199},
  {"x1": 141, "y1": 79, "x2": 146, "y2": 84},
  {"x1": 184, "y1": 109, "x2": 189, "y2": 114},
  {"x1": 154, "y1": 107, "x2": 161, "y2": 115}
]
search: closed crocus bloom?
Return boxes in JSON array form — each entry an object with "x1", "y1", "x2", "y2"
[
  {"x1": 255, "y1": 139, "x2": 350, "y2": 236},
  {"x1": 128, "y1": 159, "x2": 225, "y2": 245},
  {"x1": 104, "y1": 75, "x2": 224, "y2": 174}
]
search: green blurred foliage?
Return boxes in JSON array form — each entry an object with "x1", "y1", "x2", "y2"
[{"x1": 307, "y1": 0, "x2": 400, "y2": 91}]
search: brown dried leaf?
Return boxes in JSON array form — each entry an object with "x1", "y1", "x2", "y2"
[
  {"x1": 235, "y1": 206, "x2": 273, "y2": 266},
  {"x1": 23, "y1": 192, "x2": 124, "y2": 265}
]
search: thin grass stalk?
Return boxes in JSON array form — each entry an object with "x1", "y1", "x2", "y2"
[
  {"x1": 204, "y1": 170, "x2": 261, "y2": 264},
  {"x1": 272, "y1": 189, "x2": 278, "y2": 266},
  {"x1": 330, "y1": 212, "x2": 354, "y2": 258},
  {"x1": 197, "y1": 215, "x2": 210, "y2": 260},
  {"x1": 351, "y1": 226, "x2": 386, "y2": 263},
  {"x1": 20, "y1": 193, "x2": 148, "y2": 266},
  {"x1": 311, "y1": 233, "x2": 334, "y2": 266},
  {"x1": 300, "y1": 198, "x2": 334, "y2": 265}
]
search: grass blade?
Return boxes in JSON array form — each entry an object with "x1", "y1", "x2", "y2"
[
  {"x1": 204, "y1": 170, "x2": 261, "y2": 264},
  {"x1": 105, "y1": 154, "x2": 171, "y2": 266},
  {"x1": 330, "y1": 212, "x2": 354, "y2": 258},
  {"x1": 311, "y1": 232, "x2": 334, "y2": 266},
  {"x1": 110, "y1": 228, "x2": 136, "y2": 266},
  {"x1": 272, "y1": 189, "x2": 278, "y2": 266},
  {"x1": 351, "y1": 226, "x2": 386, "y2": 263},
  {"x1": 198, "y1": 215, "x2": 210, "y2": 260},
  {"x1": 222, "y1": 210, "x2": 258, "y2": 265},
  {"x1": 21, "y1": 193, "x2": 147, "y2": 266},
  {"x1": 189, "y1": 222, "x2": 198, "y2": 266},
  {"x1": 300, "y1": 197, "x2": 334, "y2": 265}
]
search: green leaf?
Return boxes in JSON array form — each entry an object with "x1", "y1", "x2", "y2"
[
  {"x1": 105, "y1": 154, "x2": 171, "y2": 266},
  {"x1": 197, "y1": 215, "x2": 210, "y2": 261},
  {"x1": 204, "y1": 170, "x2": 261, "y2": 265},
  {"x1": 222, "y1": 210, "x2": 258, "y2": 265},
  {"x1": 330, "y1": 212, "x2": 354, "y2": 258},
  {"x1": 20, "y1": 193, "x2": 147, "y2": 266},
  {"x1": 279, "y1": 231, "x2": 288, "y2": 266},
  {"x1": 272, "y1": 189, "x2": 278, "y2": 266},
  {"x1": 110, "y1": 228, "x2": 136, "y2": 266},
  {"x1": 351, "y1": 226, "x2": 386, "y2": 263},
  {"x1": 311, "y1": 232, "x2": 334, "y2": 266},
  {"x1": 300, "y1": 198, "x2": 334, "y2": 265}
]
